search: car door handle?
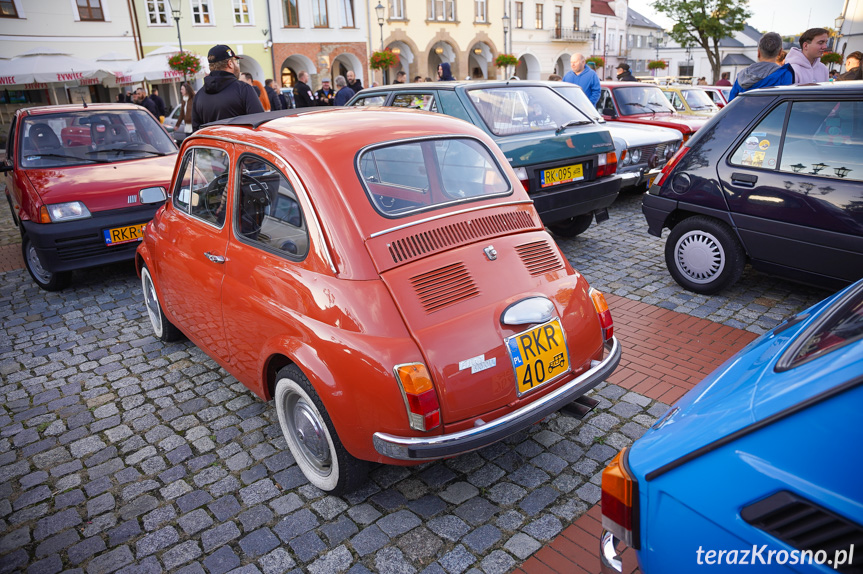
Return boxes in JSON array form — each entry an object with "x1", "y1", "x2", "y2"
[
  {"x1": 204, "y1": 252, "x2": 225, "y2": 264},
  {"x1": 731, "y1": 172, "x2": 758, "y2": 187}
]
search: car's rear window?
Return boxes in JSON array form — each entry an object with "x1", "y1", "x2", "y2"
[
  {"x1": 358, "y1": 137, "x2": 511, "y2": 217},
  {"x1": 783, "y1": 283, "x2": 863, "y2": 369},
  {"x1": 467, "y1": 85, "x2": 585, "y2": 136},
  {"x1": 19, "y1": 109, "x2": 177, "y2": 168},
  {"x1": 614, "y1": 86, "x2": 676, "y2": 115}
]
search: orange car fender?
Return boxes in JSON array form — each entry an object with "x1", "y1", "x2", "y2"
[{"x1": 259, "y1": 329, "x2": 431, "y2": 463}]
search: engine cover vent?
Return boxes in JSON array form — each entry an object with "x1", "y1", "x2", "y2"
[
  {"x1": 410, "y1": 262, "x2": 479, "y2": 313},
  {"x1": 389, "y1": 210, "x2": 535, "y2": 264},
  {"x1": 516, "y1": 240, "x2": 564, "y2": 276}
]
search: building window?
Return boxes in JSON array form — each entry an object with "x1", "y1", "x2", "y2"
[
  {"x1": 515, "y1": 2, "x2": 523, "y2": 28},
  {"x1": 535, "y1": 3, "x2": 543, "y2": 29},
  {"x1": 340, "y1": 0, "x2": 354, "y2": 27},
  {"x1": 233, "y1": 0, "x2": 251, "y2": 24},
  {"x1": 389, "y1": 0, "x2": 404, "y2": 19},
  {"x1": 428, "y1": 0, "x2": 455, "y2": 21},
  {"x1": 312, "y1": 0, "x2": 328, "y2": 27},
  {"x1": 573, "y1": 7, "x2": 579, "y2": 30},
  {"x1": 283, "y1": 0, "x2": 298, "y2": 27},
  {"x1": 475, "y1": 0, "x2": 486, "y2": 22},
  {"x1": 554, "y1": 5, "x2": 561, "y2": 37},
  {"x1": 0, "y1": 0, "x2": 17, "y2": 17},
  {"x1": 77, "y1": 0, "x2": 104, "y2": 21},
  {"x1": 146, "y1": 0, "x2": 168, "y2": 24},
  {"x1": 191, "y1": 0, "x2": 212, "y2": 24}
]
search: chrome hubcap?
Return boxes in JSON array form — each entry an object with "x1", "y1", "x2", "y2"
[
  {"x1": 143, "y1": 273, "x2": 163, "y2": 334},
  {"x1": 675, "y1": 230, "x2": 725, "y2": 284},
  {"x1": 26, "y1": 243, "x2": 52, "y2": 284},
  {"x1": 288, "y1": 396, "x2": 331, "y2": 475}
]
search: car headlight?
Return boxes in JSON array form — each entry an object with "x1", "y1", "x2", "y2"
[
  {"x1": 629, "y1": 148, "x2": 642, "y2": 164},
  {"x1": 620, "y1": 151, "x2": 631, "y2": 166},
  {"x1": 42, "y1": 201, "x2": 91, "y2": 223}
]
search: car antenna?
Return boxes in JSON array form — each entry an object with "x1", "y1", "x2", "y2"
[{"x1": 82, "y1": 97, "x2": 88, "y2": 108}]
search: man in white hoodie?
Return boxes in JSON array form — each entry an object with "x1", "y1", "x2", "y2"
[{"x1": 785, "y1": 27, "x2": 830, "y2": 84}]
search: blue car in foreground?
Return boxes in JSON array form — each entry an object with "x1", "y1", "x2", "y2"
[{"x1": 600, "y1": 279, "x2": 863, "y2": 573}]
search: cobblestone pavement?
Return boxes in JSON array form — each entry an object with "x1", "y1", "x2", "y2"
[
  {"x1": 0, "y1": 262, "x2": 665, "y2": 574},
  {"x1": 557, "y1": 190, "x2": 830, "y2": 335},
  {"x1": 0, "y1": 189, "x2": 832, "y2": 574}
]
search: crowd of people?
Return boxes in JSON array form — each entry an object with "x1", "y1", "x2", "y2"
[{"x1": 127, "y1": 29, "x2": 859, "y2": 140}]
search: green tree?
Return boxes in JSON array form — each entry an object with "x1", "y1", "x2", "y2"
[{"x1": 654, "y1": 0, "x2": 752, "y2": 83}]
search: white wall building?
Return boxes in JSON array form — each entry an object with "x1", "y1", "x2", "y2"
[
  {"x1": 656, "y1": 25, "x2": 761, "y2": 84},
  {"x1": 589, "y1": 0, "x2": 627, "y2": 80},
  {"x1": 625, "y1": 8, "x2": 663, "y2": 77}
]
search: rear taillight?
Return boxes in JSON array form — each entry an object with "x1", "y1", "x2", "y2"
[
  {"x1": 394, "y1": 363, "x2": 441, "y2": 432},
  {"x1": 589, "y1": 288, "x2": 613, "y2": 341},
  {"x1": 655, "y1": 145, "x2": 690, "y2": 188},
  {"x1": 596, "y1": 151, "x2": 618, "y2": 177},
  {"x1": 601, "y1": 447, "x2": 640, "y2": 548},
  {"x1": 513, "y1": 167, "x2": 529, "y2": 191}
]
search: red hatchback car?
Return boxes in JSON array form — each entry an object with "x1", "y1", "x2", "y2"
[
  {"x1": 2, "y1": 104, "x2": 178, "y2": 290},
  {"x1": 136, "y1": 107, "x2": 621, "y2": 494},
  {"x1": 597, "y1": 82, "x2": 711, "y2": 142}
]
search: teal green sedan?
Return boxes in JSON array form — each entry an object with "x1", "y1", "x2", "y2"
[{"x1": 347, "y1": 81, "x2": 622, "y2": 237}]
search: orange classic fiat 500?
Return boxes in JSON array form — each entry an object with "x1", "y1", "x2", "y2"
[{"x1": 136, "y1": 107, "x2": 621, "y2": 494}]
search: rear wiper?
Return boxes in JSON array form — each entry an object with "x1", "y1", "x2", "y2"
[
  {"x1": 24, "y1": 152, "x2": 111, "y2": 164},
  {"x1": 555, "y1": 119, "x2": 592, "y2": 134}
]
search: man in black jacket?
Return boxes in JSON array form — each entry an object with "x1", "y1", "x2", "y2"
[
  {"x1": 150, "y1": 87, "x2": 168, "y2": 118},
  {"x1": 293, "y1": 71, "x2": 315, "y2": 108},
  {"x1": 135, "y1": 88, "x2": 159, "y2": 117},
  {"x1": 192, "y1": 45, "x2": 264, "y2": 131},
  {"x1": 615, "y1": 63, "x2": 638, "y2": 82},
  {"x1": 265, "y1": 79, "x2": 283, "y2": 110}
]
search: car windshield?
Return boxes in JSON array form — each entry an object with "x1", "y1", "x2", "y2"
[
  {"x1": 551, "y1": 84, "x2": 605, "y2": 123},
  {"x1": 614, "y1": 86, "x2": 676, "y2": 114},
  {"x1": 358, "y1": 137, "x2": 511, "y2": 217},
  {"x1": 20, "y1": 109, "x2": 177, "y2": 168},
  {"x1": 681, "y1": 89, "x2": 717, "y2": 110},
  {"x1": 467, "y1": 85, "x2": 583, "y2": 136}
]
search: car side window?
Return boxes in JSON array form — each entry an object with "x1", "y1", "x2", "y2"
[
  {"x1": 779, "y1": 100, "x2": 863, "y2": 181},
  {"x1": 392, "y1": 93, "x2": 438, "y2": 112},
  {"x1": 173, "y1": 147, "x2": 229, "y2": 227},
  {"x1": 352, "y1": 95, "x2": 387, "y2": 106},
  {"x1": 597, "y1": 90, "x2": 614, "y2": 115},
  {"x1": 729, "y1": 102, "x2": 787, "y2": 169},
  {"x1": 235, "y1": 155, "x2": 309, "y2": 258},
  {"x1": 783, "y1": 286, "x2": 863, "y2": 369},
  {"x1": 665, "y1": 91, "x2": 685, "y2": 111}
]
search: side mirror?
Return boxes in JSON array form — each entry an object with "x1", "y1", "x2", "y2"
[
  {"x1": 0, "y1": 163, "x2": 13, "y2": 174},
  {"x1": 603, "y1": 108, "x2": 617, "y2": 118}
]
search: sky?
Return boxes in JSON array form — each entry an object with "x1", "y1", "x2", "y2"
[{"x1": 628, "y1": 0, "x2": 845, "y2": 37}]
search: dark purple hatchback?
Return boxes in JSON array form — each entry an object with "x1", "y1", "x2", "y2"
[{"x1": 642, "y1": 82, "x2": 863, "y2": 294}]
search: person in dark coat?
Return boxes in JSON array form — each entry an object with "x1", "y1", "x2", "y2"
[
  {"x1": 346, "y1": 70, "x2": 363, "y2": 94},
  {"x1": 315, "y1": 79, "x2": 335, "y2": 106},
  {"x1": 292, "y1": 71, "x2": 315, "y2": 108},
  {"x1": 135, "y1": 88, "x2": 158, "y2": 117},
  {"x1": 333, "y1": 75, "x2": 354, "y2": 106},
  {"x1": 839, "y1": 51, "x2": 863, "y2": 81},
  {"x1": 191, "y1": 44, "x2": 264, "y2": 131},
  {"x1": 265, "y1": 79, "x2": 283, "y2": 110},
  {"x1": 175, "y1": 82, "x2": 195, "y2": 142},
  {"x1": 438, "y1": 62, "x2": 455, "y2": 81},
  {"x1": 615, "y1": 63, "x2": 638, "y2": 82},
  {"x1": 150, "y1": 87, "x2": 167, "y2": 118}
]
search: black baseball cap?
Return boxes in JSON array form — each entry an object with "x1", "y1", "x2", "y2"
[
  {"x1": 208, "y1": 45, "x2": 242, "y2": 64},
  {"x1": 616, "y1": 63, "x2": 630, "y2": 71}
]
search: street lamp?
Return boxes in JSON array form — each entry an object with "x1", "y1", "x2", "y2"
[
  {"x1": 374, "y1": 2, "x2": 385, "y2": 83},
  {"x1": 502, "y1": 12, "x2": 510, "y2": 55},
  {"x1": 835, "y1": 14, "x2": 846, "y2": 55},
  {"x1": 171, "y1": 4, "x2": 185, "y2": 81}
]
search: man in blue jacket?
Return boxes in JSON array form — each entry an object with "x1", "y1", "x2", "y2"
[
  {"x1": 563, "y1": 54, "x2": 600, "y2": 105},
  {"x1": 728, "y1": 32, "x2": 794, "y2": 100}
]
